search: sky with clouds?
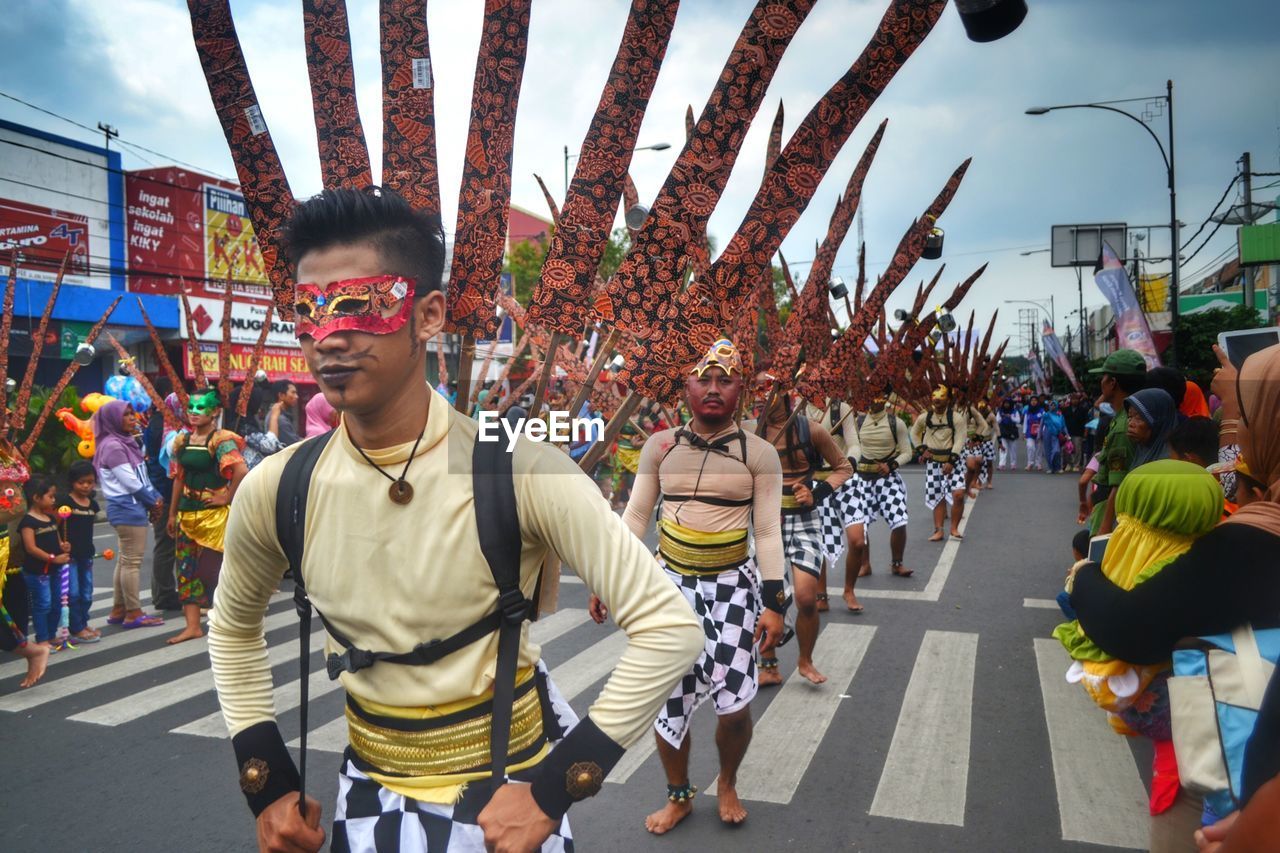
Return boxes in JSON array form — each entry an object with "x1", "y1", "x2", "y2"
[{"x1": 3, "y1": 0, "x2": 1278, "y2": 354}]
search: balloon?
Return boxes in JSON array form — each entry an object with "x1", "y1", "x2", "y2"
[
  {"x1": 80, "y1": 393, "x2": 115, "y2": 414},
  {"x1": 104, "y1": 376, "x2": 149, "y2": 410},
  {"x1": 77, "y1": 439, "x2": 94, "y2": 458}
]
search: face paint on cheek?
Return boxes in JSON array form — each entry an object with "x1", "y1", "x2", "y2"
[{"x1": 294, "y1": 275, "x2": 416, "y2": 342}]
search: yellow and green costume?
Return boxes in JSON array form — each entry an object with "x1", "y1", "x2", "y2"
[{"x1": 171, "y1": 428, "x2": 245, "y2": 608}]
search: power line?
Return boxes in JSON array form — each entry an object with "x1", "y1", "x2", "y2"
[
  {"x1": 1179, "y1": 174, "x2": 1239, "y2": 251},
  {"x1": 0, "y1": 138, "x2": 238, "y2": 197},
  {"x1": 0, "y1": 90, "x2": 233, "y2": 180}
]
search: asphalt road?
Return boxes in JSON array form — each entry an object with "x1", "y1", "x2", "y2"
[{"x1": 0, "y1": 453, "x2": 1157, "y2": 852}]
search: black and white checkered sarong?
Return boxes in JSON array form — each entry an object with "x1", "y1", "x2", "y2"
[
  {"x1": 979, "y1": 439, "x2": 995, "y2": 485},
  {"x1": 655, "y1": 558, "x2": 760, "y2": 747},
  {"x1": 923, "y1": 459, "x2": 965, "y2": 510},
  {"x1": 817, "y1": 480, "x2": 861, "y2": 565},
  {"x1": 857, "y1": 471, "x2": 910, "y2": 530},
  {"x1": 332, "y1": 662, "x2": 578, "y2": 852},
  {"x1": 782, "y1": 508, "x2": 825, "y2": 579}
]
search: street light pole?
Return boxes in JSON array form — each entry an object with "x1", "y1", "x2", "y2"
[
  {"x1": 1026, "y1": 82, "x2": 1179, "y2": 365},
  {"x1": 564, "y1": 141, "x2": 672, "y2": 196}
]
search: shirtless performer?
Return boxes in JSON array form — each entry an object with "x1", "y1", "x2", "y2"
[
  {"x1": 592, "y1": 338, "x2": 786, "y2": 833},
  {"x1": 754, "y1": 393, "x2": 852, "y2": 686}
]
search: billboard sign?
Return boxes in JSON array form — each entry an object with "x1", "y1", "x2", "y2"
[
  {"x1": 0, "y1": 197, "x2": 91, "y2": 285},
  {"x1": 203, "y1": 186, "x2": 270, "y2": 292},
  {"x1": 125, "y1": 171, "x2": 203, "y2": 295},
  {"x1": 186, "y1": 342, "x2": 313, "y2": 385},
  {"x1": 1051, "y1": 223, "x2": 1127, "y2": 268},
  {"x1": 179, "y1": 294, "x2": 297, "y2": 349}
]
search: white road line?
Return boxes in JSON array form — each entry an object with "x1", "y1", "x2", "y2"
[
  {"x1": 1033, "y1": 638, "x2": 1148, "y2": 849},
  {"x1": 1023, "y1": 598, "x2": 1060, "y2": 610},
  {"x1": 88, "y1": 592, "x2": 152, "y2": 618},
  {"x1": 529, "y1": 608, "x2": 590, "y2": 645},
  {"x1": 548, "y1": 628, "x2": 630, "y2": 702},
  {"x1": 296, "y1": 710, "x2": 349, "y2": 753},
  {"x1": 708, "y1": 623, "x2": 876, "y2": 803},
  {"x1": 870, "y1": 630, "x2": 978, "y2": 826},
  {"x1": 179, "y1": 667, "x2": 340, "y2": 739},
  {"x1": 0, "y1": 608, "x2": 296, "y2": 712},
  {"x1": 70, "y1": 627, "x2": 321, "y2": 726},
  {"x1": 0, "y1": 593, "x2": 288, "y2": 681}
]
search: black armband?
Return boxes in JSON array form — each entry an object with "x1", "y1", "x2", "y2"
[
  {"x1": 231, "y1": 720, "x2": 301, "y2": 817},
  {"x1": 887, "y1": 459, "x2": 900, "y2": 472},
  {"x1": 761, "y1": 579, "x2": 788, "y2": 614},
  {"x1": 529, "y1": 715, "x2": 626, "y2": 820},
  {"x1": 811, "y1": 481, "x2": 834, "y2": 504}
]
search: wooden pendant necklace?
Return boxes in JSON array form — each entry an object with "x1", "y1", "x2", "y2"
[{"x1": 351, "y1": 426, "x2": 426, "y2": 505}]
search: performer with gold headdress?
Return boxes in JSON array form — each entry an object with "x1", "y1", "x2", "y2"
[
  {"x1": 595, "y1": 337, "x2": 786, "y2": 834},
  {"x1": 911, "y1": 384, "x2": 970, "y2": 541}
]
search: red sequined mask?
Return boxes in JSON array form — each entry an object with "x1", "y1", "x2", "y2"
[{"x1": 293, "y1": 275, "x2": 416, "y2": 341}]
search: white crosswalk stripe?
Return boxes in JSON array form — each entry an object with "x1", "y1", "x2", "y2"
[
  {"x1": 870, "y1": 630, "x2": 978, "y2": 825},
  {"x1": 1, "y1": 594, "x2": 1158, "y2": 848}
]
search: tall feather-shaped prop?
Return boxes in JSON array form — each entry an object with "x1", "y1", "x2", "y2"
[
  {"x1": 187, "y1": 0, "x2": 297, "y2": 317},
  {"x1": 0, "y1": 260, "x2": 17, "y2": 432},
  {"x1": 533, "y1": 174, "x2": 561, "y2": 227},
  {"x1": 381, "y1": 0, "x2": 440, "y2": 214},
  {"x1": 526, "y1": 0, "x2": 678, "y2": 338},
  {"x1": 10, "y1": 253, "x2": 69, "y2": 432},
  {"x1": 218, "y1": 278, "x2": 237, "y2": 403},
  {"x1": 303, "y1": 0, "x2": 373, "y2": 188},
  {"x1": 179, "y1": 292, "x2": 209, "y2": 390},
  {"x1": 797, "y1": 159, "x2": 972, "y2": 406},
  {"x1": 446, "y1": 0, "x2": 532, "y2": 340},
  {"x1": 20, "y1": 298, "x2": 122, "y2": 457},
  {"x1": 238, "y1": 303, "x2": 275, "y2": 418},
  {"x1": 137, "y1": 299, "x2": 189, "y2": 409},
  {"x1": 104, "y1": 333, "x2": 177, "y2": 429}
]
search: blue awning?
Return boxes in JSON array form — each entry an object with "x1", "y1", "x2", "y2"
[{"x1": 11, "y1": 278, "x2": 178, "y2": 328}]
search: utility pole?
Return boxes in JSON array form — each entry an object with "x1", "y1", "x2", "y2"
[
  {"x1": 1241, "y1": 151, "x2": 1255, "y2": 316},
  {"x1": 97, "y1": 122, "x2": 119, "y2": 152}
]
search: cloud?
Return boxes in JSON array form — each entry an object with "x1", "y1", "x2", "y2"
[{"x1": 3, "y1": 0, "x2": 1277, "y2": 355}]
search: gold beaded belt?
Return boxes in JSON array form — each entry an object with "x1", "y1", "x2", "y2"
[
  {"x1": 346, "y1": 671, "x2": 548, "y2": 777},
  {"x1": 658, "y1": 519, "x2": 749, "y2": 575},
  {"x1": 856, "y1": 462, "x2": 883, "y2": 474}
]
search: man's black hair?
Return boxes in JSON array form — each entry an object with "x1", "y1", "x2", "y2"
[
  {"x1": 1169, "y1": 416, "x2": 1219, "y2": 466},
  {"x1": 272, "y1": 378, "x2": 295, "y2": 398},
  {"x1": 153, "y1": 375, "x2": 173, "y2": 398},
  {"x1": 67, "y1": 460, "x2": 96, "y2": 485},
  {"x1": 1145, "y1": 366, "x2": 1186, "y2": 407},
  {"x1": 282, "y1": 186, "x2": 446, "y2": 297}
]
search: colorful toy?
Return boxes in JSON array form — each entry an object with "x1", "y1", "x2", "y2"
[
  {"x1": 56, "y1": 408, "x2": 98, "y2": 458},
  {"x1": 54, "y1": 505, "x2": 74, "y2": 650}
]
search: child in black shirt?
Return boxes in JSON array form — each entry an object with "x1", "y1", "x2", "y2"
[
  {"x1": 60, "y1": 461, "x2": 101, "y2": 643},
  {"x1": 18, "y1": 476, "x2": 69, "y2": 646}
]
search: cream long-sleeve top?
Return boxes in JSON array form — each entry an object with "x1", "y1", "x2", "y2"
[
  {"x1": 910, "y1": 406, "x2": 969, "y2": 458},
  {"x1": 209, "y1": 386, "x2": 702, "y2": 817},
  {"x1": 846, "y1": 408, "x2": 913, "y2": 467},
  {"x1": 620, "y1": 422, "x2": 784, "y2": 581}
]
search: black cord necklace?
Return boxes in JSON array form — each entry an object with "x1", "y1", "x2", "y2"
[{"x1": 350, "y1": 426, "x2": 426, "y2": 505}]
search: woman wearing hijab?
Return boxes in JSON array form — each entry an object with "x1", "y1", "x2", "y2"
[
  {"x1": 1023, "y1": 395, "x2": 1045, "y2": 470},
  {"x1": 1070, "y1": 343, "x2": 1280, "y2": 848},
  {"x1": 92, "y1": 401, "x2": 165, "y2": 629},
  {"x1": 1040, "y1": 400, "x2": 1068, "y2": 474},
  {"x1": 1123, "y1": 388, "x2": 1178, "y2": 470}
]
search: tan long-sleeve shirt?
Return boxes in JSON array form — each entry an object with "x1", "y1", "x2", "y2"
[
  {"x1": 209, "y1": 387, "x2": 701, "y2": 773},
  {"x1": 621, "y1": 423, "x2": 784, "y2": 581},
  {"x1": 911, "y1": 406, "x2": 969, "y2": 458},
  {"x1": 847, "y1": 408, "x2": 913, "y2": 467}
]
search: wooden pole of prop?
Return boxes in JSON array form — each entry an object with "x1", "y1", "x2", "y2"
[
  {"x1": 454, "y1": 335, "x2": 476, "y2": 413},
  {"x1": 579, "y1": 391, "x2": 642, "y2": 473},
  {"x1": 530, "y1": 331, "x2": 566, "y2": 415},
  {"x1": 565, "y1": 328, "x2": 619, "y2": 420}
]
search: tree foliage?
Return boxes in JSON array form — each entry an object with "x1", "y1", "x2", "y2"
[
  {"x1": 19, "y1": 385, "x2": 85, "y2": 477},
  {"x1": 1173, "y1": 304, "x2": 1264, "y2": 387}
]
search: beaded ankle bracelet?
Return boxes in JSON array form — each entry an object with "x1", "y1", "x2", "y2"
[{"x1": 667, "y1": 782, "x2": 697, "y2": 803}]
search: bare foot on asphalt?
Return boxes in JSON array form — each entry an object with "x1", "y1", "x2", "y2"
[
  {"x1": 797, "y1": 659, "x2": 827, "y2": 684},
  {"x1": 645, "y1": 799, "x2": 692, "y2": 835},
  {"x1": 842, "y1": 590, "x2": 864, "y2": 613},
  {"x1": 717, "y1": 783, "x2": 748, "y2": 825},
  {"x1": 166, "y1": 627, "x2": 204, "y2": 645},
  {"x1": 858, "y1": 565, "x2": 872, "y2": 577},
  {"x1": 19, "y1": 643, "x2": 50, "y2": 688},
  {"x1": 928, "y1": 529, "x2": 944, "y2": 542}
]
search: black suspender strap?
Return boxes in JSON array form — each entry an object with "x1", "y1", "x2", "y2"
[
  {"x1": 471, "y1": 436, "x2": 529, "y2": 790},
  {"x1": 273, "y1": 430, "x2": 335, "y2": 815}
]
